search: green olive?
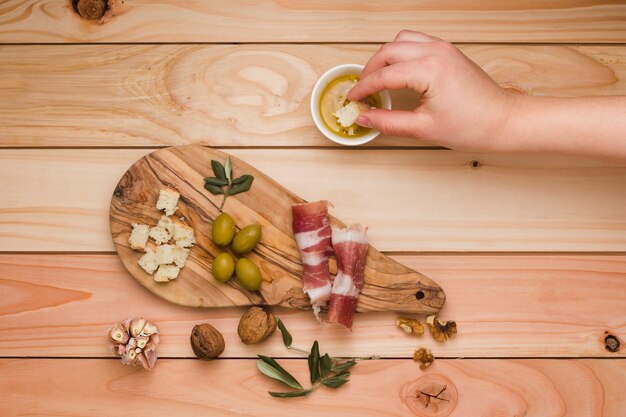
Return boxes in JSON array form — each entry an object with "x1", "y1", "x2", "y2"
[
  {"x1": 232, "y1": 224, "x2": 262, "y2": 254},
  {"x1": 235, "y1": 258, "x2": 262, "y2": 291},
  {"x1": 212, "y1": 252, "x2": 235, "y2": 283},
  {"x1": 212, "y1": 212, "x2": 236, "y2": 246}
]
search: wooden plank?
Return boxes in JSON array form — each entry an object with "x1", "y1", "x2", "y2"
[
  {"x1": 1, "y1": 44, "x2": 626, "y2": 147},
  {"x1": 1, "y1": 358, "x2": 625, "y2": 416},
  {"x1": 1, "y1": 1, "x2": 626, "y2": 43},
  {"x1": 1, "y1": 254, "x2": 624, "y2": 358},
  {"x1": 1, "y1": 149, "x2": 626, "y2": 252}
]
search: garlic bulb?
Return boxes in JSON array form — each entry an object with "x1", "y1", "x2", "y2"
[{"x1": 108, "y1": 317, "x2": 159, "y2": 370}]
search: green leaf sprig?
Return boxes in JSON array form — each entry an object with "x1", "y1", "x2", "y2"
[
  {"x1": 204, "y1": 156, "x2": 254, "y2": 211},
  {"x1": 255, "y1": 318, "x2": 361, "y2": 398}
]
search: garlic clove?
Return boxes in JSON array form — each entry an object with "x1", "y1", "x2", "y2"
[
  {"x1": 109, "y1": 323, "x2": 129, "y2": 344},
  {"x1": 143, "y1": 342, "x2": 157, "y2": 369},
  {"x1": 135, "y1": 336, "x2": 149, "y2": 349},
  {"x1": 126, "y1": 337, "x2": 137, "y2": 350},
  {"x1": 129, "y1": 318, "x2": 147, "y2": 337},
  {"x1": 149, "y1": 334, "x2": 160, "y2": 346},
  {"x1": 135, "y1": 348, "x2": 142, "y2": 354},
  {"x1": 122, "y1": 318, "x2": 132, "y2": 333},
  {"x1": 136, "y1": 353, "x2": 150, "y2": 370},
  {"x1": 121, "y1": 349, "x2": 137, "y2": 365},
  {"x1": 141, "y1": 321, "x2": 159, "y2": 336}
]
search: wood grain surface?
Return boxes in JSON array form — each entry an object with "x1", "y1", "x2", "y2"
[
  {"x1": 1, "y1": 254, "x2": 623, "y2": 358},
  {"x1": 1, "y1": 1, "x2": 626, "y2": 43},
  {"x1": 2, "y1": 358, "x2": 625, "y2": 417},
  {"x1": 2, "y1": 149, "x2": 626, "y2": 252},
  {"x1": 111, "y1": 146, "x2": 444, "y2": 313},
  {"x1": 1, "y1": 44, "x2": 625, "y2": 147}
]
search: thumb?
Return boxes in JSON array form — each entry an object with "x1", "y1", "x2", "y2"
[{"x1": 357, "y1": 109, "x2": 428, "y2": 138}]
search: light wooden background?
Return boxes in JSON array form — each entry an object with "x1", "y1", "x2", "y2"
[{"x1": 1, "y1": 1, "x2": 626, "y2": 416}]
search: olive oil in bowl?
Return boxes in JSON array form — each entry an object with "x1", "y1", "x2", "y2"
[{"x1": 318, "y1": 74, "x2": 382, "y2": 138}]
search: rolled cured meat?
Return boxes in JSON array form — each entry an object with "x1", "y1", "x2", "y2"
[
  {"x1": 292, "y1": 201, "x2": 334, "y2": 318},
  {"x1": 326, "y1": 224, "x2": 368, "y2": 329}
]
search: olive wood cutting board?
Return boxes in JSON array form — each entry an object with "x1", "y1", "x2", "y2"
[{"x1": 110, "y1": 145, "x2": 445, "y2": 315}]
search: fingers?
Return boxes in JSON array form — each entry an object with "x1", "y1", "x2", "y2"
[
  {"x1": 360, "y1": 41, "x2": 430, "y2": 78},
  {"x1": 394, "y1": 30, "x2": 441, "y2": 43},
  {"x1": 357, "y1": 109, "x2": 430, "y2": 138},
  {"x1": 348, "y1": 60, "x2": 430, "y2": 101}
]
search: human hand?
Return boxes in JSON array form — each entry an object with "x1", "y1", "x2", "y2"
[{"x1": 347, "y1": 30, "x2": 517, "y2": 152}]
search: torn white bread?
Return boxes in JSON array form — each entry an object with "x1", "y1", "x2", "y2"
[
  {"x1": 138, "y1": 248, "x2": 158, "y2": 274},
  {"x1": 172, "y1": 247, "x2": 190, "y2": 268},
  {"x1": 154, "y1": 264, "x2": 180, "y2": 282},
  {"x1": 173, "y1": 222, "x2": 195, "y2": 248},
  {"x1": 148, "y1": 215, "x2": 174, "y2": 245},
  {"x1": 155, "y1": 244, "x2": 176, "y2": 265},
  {"x1": 129, "y1": 223, "x2": 150, "y2": 251},
  {"x1": 333, "y1": 100, "x2": 371, "y2": 128},
  {"x1": 156, "y1": 188, "x2": 180, "y2": 216}
]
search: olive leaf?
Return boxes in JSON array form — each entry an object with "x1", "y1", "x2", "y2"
[
  {"x1": 308, "y1": 341, "x2": 321, "y2": 384},
  {"x1": 269, "y1": 390, "x2": 312, "y2": 398},
  {"x1": 204, "y1": 177, "x2": 229, "y2": 187},
  {"x1": 321, "y1": 373, "x2": 350, "y2": 389},
  {"x1": 331, "y1": 360, "x2": 356, "y2": 375},
  {"x1": 224, "y1": 156, "x2": 232, "y2": 183},
  {"x1": 229, "y1": 175, "x2": 254, "y2": 195},
  {"x1": 204, "y1": 183, "x2": 224, "y2": 195},
  {"x1": 231, "y1": 175, "x2": 250, "y2": 185},
  {"x1": 257, "y1": 356, "x2": 303, "y2": 390},
  {"x1": 276, "y1": 318, "x2": 292, "y2": 348},
  {"x1": 320, "y1": 354, "x2": 332, "y2": 379},
  {"x1": 211, "y1": 160, "x2": 227, "y2": 181}
]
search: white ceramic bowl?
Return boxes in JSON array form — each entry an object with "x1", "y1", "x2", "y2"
[{"x1": 310, "y1": 64, "x2": 392, "y2": 146}]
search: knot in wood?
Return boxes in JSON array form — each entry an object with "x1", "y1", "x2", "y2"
[
  {"x1": 605, "y1": 334, "x2": 620, "y2": 352},
  {"x1": 469, "y1": 160, "x2": 481, "y2": 169},
  {"x1": 401, "y1": 374, "x2": 458, "y2": 417},
  {"x1": 73, "y1": 0, "x2": 108, "y2": 20}
]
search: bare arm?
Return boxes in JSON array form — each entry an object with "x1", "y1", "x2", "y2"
[{"x1": 348, "y1": 30, "x2": 626, "y2": 161}]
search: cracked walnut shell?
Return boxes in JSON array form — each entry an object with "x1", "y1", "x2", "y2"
[
  {"x1": 238, "y1": 306, "x2": 277, "y2": 345},
  {"x1": 190, "y1": 323, "x2": 225, "y2": 360},
  {"x1": 426, "y1": 315, "x2": 457, "y2": 343}
]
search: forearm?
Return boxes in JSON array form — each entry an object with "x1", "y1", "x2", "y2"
[{"x1": 503, "y1": 95, "x2": 626, "y2": 161}]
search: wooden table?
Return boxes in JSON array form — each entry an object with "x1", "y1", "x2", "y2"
[{"x1": 1, "y1": 1, "x2": 626, "y2": 415}]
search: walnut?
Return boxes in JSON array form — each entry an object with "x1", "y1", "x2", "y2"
[
  {"x1": 413, "y1": 347, "x2": 434, "y2": 370},
  {"x1": 426, "y1": 315, "x2": 457, "y2": 343},
  {"x1": 190, "y1": 323, "x2": 225, "y2": 360},
  {"x1": 396, "y1": 317, "x2": 424, "y2": 336},
  {"x1": 107, "y1": 317, "x2": 159, "y2": 370},
  {"x1": 237, "y1": 306, "x2": 277, "y2": 345}
]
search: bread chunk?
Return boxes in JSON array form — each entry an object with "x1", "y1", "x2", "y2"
[
  {"x1": 172, "y1": 247, "x2": 190, "y2": 268},
  {"x1": 138, "y1": 248, "x2": 158, "y2": 274},
  {"x1": 155, "y1": 244, "x2": 176, "y2": 265},
  {"x1": 156, "y1": 188, "x2": 180, "y2": 216},
  {"x1": 149, "y1": 215, "x2": 174, "y2": 245},
  {"x1": 154, "y1": 264, "x2": 180, "y2": 282},
  {"x1": 333, "y1": 100, "x2": 371, "y2": 128},
  {"x1": 129, "y1": 223, "x2": 149, "y2": 251},
  {"x1": 173, "y1": 222, "x2": 195, "y2": 248}
]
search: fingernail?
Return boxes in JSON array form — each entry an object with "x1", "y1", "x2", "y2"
[{"x1": 356, "y1": 116, "x2": 371, "y2": 128}]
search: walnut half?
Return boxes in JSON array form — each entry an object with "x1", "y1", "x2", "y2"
[
  {"x1": 426, "y1": 315, "x2": 457, "y2": 343},
  {"x1": 413, "y1": 347, "x2": 434, "y2": 370},
  {"x1": 396, "y1": 317, "x2": 424, "y2": 336}
]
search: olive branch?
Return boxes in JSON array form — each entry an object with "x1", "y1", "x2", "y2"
[{"x1": 204, "y1": 156, "x2": 254, "y2": 211}]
